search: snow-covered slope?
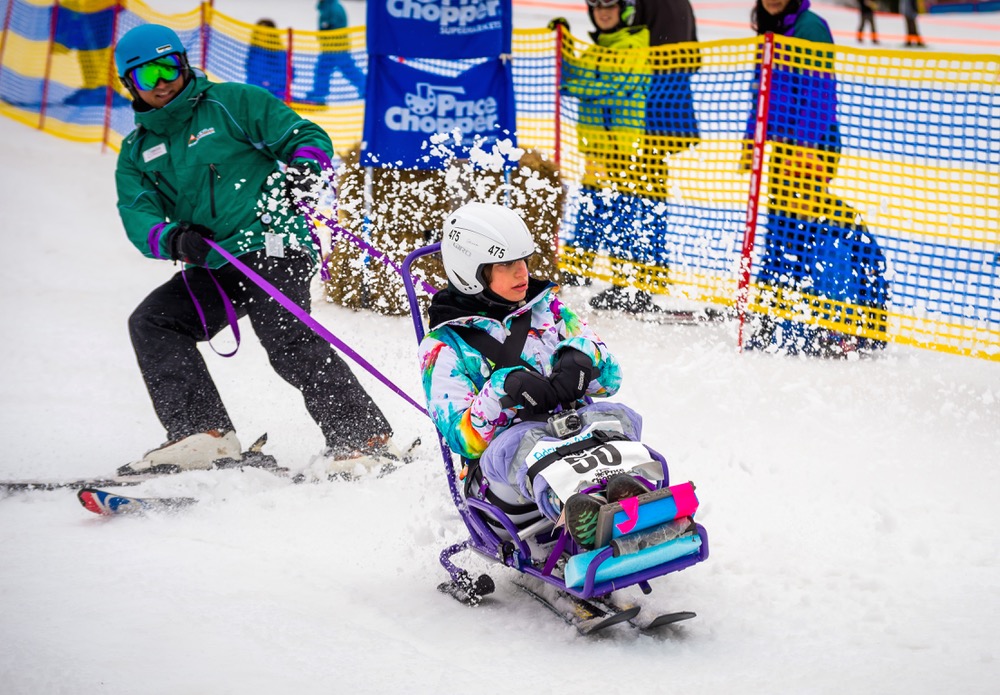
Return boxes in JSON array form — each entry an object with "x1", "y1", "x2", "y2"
[{"x1": 2, "y1": 6, "x2": 999, "y2": 690}]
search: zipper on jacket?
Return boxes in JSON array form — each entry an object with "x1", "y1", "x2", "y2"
[
  {"x1": 147, "y1": 172, "x2": 177, "y2": 206},
  {"x1": 209, "y1": 164, "x2": 221, "y2": 218}
]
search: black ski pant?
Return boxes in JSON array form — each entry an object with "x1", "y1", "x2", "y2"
[
  {"x1": 128, "y1": 249, "x2": 391, "y2": 450},
  {"x1": 857, "y1": 2, "x2": 876, "y2": 37}
]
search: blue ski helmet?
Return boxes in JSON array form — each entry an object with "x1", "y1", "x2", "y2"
[{"x1": 114, "y1": 24, "x2": 187, "y2": 77}]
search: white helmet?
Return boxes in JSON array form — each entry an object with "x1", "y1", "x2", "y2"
[{"x1": 441, "y1": 202, "x2": 536, "y2": 296}]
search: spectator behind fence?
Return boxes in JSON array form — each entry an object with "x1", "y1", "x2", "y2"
[
  {"x1": 554, "y1": 1, "x2": 664, "y2": 315},
  {"x1": 743, "y1": 0, "x2": 888, "y2": 357},
  {"x1": 900, "y1": 0, "x2": 926, "y2": 48},
  {"x1": 578, "y1": 0, "x2": 705, "y2": 314},
  {"x1": 856, "y1": 0, "x2": 878, "y2": 44},
  {"x1": 633, "y1": 0, "x2": 701, "y2": 157},
  {"x1": 246, "y1": 19, "x2": 288, "y2": 101},
  {"x1": 303, "y1": 0, "x2": 367, "y2": 103},
  {"x1": 58, "y1": 0, "x2": 119, "y2": 106},
  {"x1": 748, "y1": 172, "x2": 890, "y2": 357}
]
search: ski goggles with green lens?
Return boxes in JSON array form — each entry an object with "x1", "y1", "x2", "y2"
[{"x1": 127, "y1": 54, "x2": 184, "y2": 91}]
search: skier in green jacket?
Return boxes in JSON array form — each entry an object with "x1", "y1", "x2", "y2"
[{"x1": 113, "y1": 24, "x2": 398, "y2": 478}]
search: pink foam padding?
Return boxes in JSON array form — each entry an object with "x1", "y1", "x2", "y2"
[
  {"x1": 616, "y1": 497, "x2": 640, "y2": 534},
  {"x1": 670, "y1": 482, "x2": 699, "y2": 518}
]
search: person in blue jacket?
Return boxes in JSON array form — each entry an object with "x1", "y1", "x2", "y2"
[
  {"x1": 245, "y1": 19, "x2": 287, "y2": 100},
  {"x1": 304, "y1": 0, "x2": 366, "y2": 103},
  {"x1": 743, "y1": 0, "x2": 889, "y2": 356},
  {"x1": 747, "y1": 195, "x2": 890, "y2": 357}
]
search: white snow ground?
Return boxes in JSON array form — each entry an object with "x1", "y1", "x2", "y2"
[{"x1": 2, "y1": 2, "x2": 999, "y2": 693}]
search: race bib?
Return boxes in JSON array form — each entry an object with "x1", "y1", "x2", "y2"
[{"x1": 526, "y1": 432, "x2": 660, "y2": 504}]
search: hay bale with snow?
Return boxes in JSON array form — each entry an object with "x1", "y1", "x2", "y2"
[{"x1": 323, "y1": 146, "x2": 564, "y2": 316}]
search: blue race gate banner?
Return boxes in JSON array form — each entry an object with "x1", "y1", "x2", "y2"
[
  {"x1": 366, "y1": 0, "x2": 512, "y2": 59},
  {"x1": 361, "y1": 56, "x2": 516, "y2": 168}
]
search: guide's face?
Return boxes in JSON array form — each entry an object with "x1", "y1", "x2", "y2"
[
  {"x1": 762, "y1": 0, "x2": 792, "y2": 16},
  {"x1": 127, "y1": 54, "x2": 186, "y2": 109},
  {"x1": 486, "y1": 259, "x2": 530, "y2": 302},
  {"x1": 136, "y1": 73, "x2": 184, "y2": 109}
]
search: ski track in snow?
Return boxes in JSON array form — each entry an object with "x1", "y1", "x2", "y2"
[{"x1": 2, "y1": 2, "x2": 999, "y2": 692}]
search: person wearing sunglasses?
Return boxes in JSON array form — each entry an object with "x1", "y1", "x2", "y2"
[
  {"x1": 557, "y1": 0, "x2": 665, "y2": 315},
  {"x1": 113, "y1": 24, "x2": 400, "y2": 477},
  {"x1": 589, "y1": 0, "x2": 702, "y2": 315}
]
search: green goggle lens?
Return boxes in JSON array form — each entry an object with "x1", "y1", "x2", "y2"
[{"x1": 127, "y1": 54, "x2": 183, "y2": 91}]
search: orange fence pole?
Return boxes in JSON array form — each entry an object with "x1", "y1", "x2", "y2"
[
  {"x1": 39, "y1": 0, "x2": 61, "y2": 130},
  {"x1": 285, "y1": 26, "x2": 293, "y2": 105},
  {"x1": 553, "y1": 24, "x2": 562, "y2": 168},
  {"x1": 101, "y1": 0, "x2": 123, "y2": 152},
  {"x1": 199, "y1": 0, "x2": 213, "y2": 72},
  {"x1": 0, "y1": 0, "x2": 16, "y2": 85}
]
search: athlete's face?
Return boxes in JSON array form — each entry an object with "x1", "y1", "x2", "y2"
[{"x1": 486, "y1": 259, "x2": 530, "y2": 302}]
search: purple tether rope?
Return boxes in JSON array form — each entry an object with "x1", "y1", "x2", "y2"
[
  {"x1": 290, "y1": 146, "x2": 336, "y2": 282},
  {"x1": 181, "y1": 265, "x2": 242, "y2": 358},
  {"x1": 149, "y1": 222, "x2": 241, "y2": 358},
  {"x1": 291, "y1": 146, "x2": 438, "y2": 295},
  {"x1": 204, "y1": 238, "x2": 428, "y2": 416},
  {"x1": 296, "y1": 201, "x2": 440, "y2": 297},
  {"x1": 152, "y1": 149, "x2": 434, "y2": 411}
]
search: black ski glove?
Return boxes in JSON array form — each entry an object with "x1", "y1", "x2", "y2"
[
  {"x1": 549, "y1": 348, "x2": 595, "y2": 405},
  {"x1": 502, "y1": 369, "x2": 560, "y2": 415},
  {"x1": 166, "y1": 222, "x2": 214, "y2": 267},
  {"x1": 285, "y1": 162, "x2": 324, "y2": 207}
]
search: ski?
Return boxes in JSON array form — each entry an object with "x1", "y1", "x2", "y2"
[
  {"x1": 292, "y1": 436, "x2": 422, "y2": 483},
  {"x1": 437, "y1": 570, "x2": 497, "y2": 607},
  {"x1": 590, "y1": 593, "x2": 696, "y2": 632},
  {"x1": 77, "y1": 488, "x2": 197, "y2": 516},
  {"x1": 0, "y1": 434, "x2": 286, "y2": 494},
  {"x1": 513, "y1": 579, "x2": 641, "y2": 635},
  {"x1": 512, "y1": 578, "x2": 696, "y2": 635},
  {"x1": 1, "y1": 475, "x2": 151, "y2": 493},
  {"x1": 374, "y1": 436, "x2": 421, "y2": 478},
  {"x1": 642, "y1": 611, "x2": 697, "y2": 630},
  {"x1": 592, "y1": 306, "x2": 728, "y2": 326}
]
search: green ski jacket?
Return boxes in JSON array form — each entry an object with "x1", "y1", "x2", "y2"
[{"x1": 116, "y1": 75, "x2": 334, "y2": 269}]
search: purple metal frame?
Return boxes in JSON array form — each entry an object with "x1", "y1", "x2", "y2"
[{"x1": 401, "y1": 244, "x2": 709, "y2": 600}]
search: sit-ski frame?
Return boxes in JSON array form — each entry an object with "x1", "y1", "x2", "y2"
[{"x1": 401, "y1": 243, "x2": 709, "y2": 604}]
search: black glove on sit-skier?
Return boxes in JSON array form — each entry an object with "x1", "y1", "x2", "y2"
[
  {"x1": 167, "y1": 222, "x2": 214, "y2": 267},
  {"x1": 285, "y1": 162, "x2": 324, "y2": 207},
  {"x1": 549, "y1": 348, "x2": 595, "y2": 405},
  {"x1": 502, "y1": 369, "x2": 560, "y2": 415}
]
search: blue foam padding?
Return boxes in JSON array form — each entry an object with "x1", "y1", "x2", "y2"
[
  {"x1": 610, "y1": 496, "x2": 679, "y2": 540},
  {"x1": 564, "y1": 534, "x2": 703, "y2": 589}
]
